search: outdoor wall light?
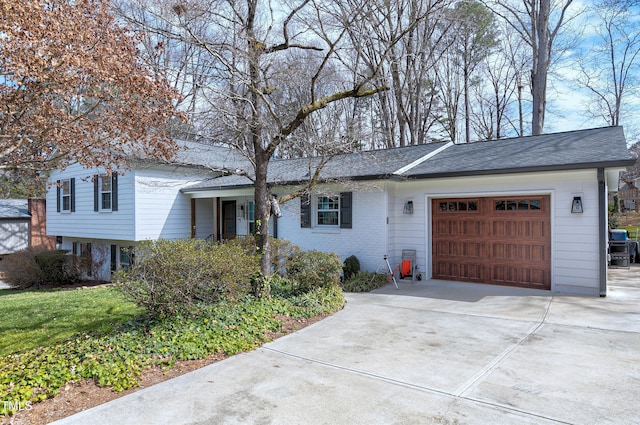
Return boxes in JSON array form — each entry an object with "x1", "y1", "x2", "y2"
[
  {"x1": 403, "y1": 200, "x2": 414, "y2": 214},
  {"x1": 571, "y1": 196, "x2": 583, "y2": 214}
]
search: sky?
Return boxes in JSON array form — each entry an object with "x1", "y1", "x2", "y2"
[{"x1": 541, "y1": 0, "x2": 640, "y2": 145}]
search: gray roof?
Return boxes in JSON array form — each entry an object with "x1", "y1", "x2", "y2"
[
  {"x1": 181, "y1": 126, "x2": 634, "y2": 192},
  {"x1": 0, "y1": 199, "x2": 30, "y2": 219},
  {"x1": 404, "y1": 126, "x2": 633, "y2": 178},
  {"x1": 171, "y1": 140, "x2": 249, "y2": 171}
]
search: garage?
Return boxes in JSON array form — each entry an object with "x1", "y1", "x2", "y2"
[{"x1": 432, "y1": 196, "x2": 551, "y2": 290}]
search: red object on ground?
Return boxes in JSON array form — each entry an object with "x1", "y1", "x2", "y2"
[{"x1": 401, "y1": 260, "x2": 411, "y2": 278}]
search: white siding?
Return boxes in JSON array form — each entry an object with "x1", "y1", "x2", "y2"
[
  {"x1": 194, "y1": 199, "x2": 214, "y2": 239},
  {"x1": 47, "y1": 164, "x2": 136, "y2": 240},
  {"x1": 388, "y1": 170, "x2": 602, "y2": 295},
  {"x1": 278, "y1": 184, "x2": 387, "y2": 272},
  {"x1": 48, "y1": 164, "x2": 211, "y2": 242},
  {"x1": 133, "y1": 168, "x2": 210, "y2": 240}
]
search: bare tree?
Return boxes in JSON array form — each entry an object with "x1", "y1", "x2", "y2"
[
  {"x1": 450, "y1": 1, "x2": 499, "y2": 143},
  {"x1": 119, "y1": 0, "x2": 431, "y2": 294},
  {"x1": 471, "y1": 25, "x2": 529, "y2": 139},
  {"x1": 354, "y1": 0, "x2": 453, "y2": 147},
  {"x1": 578, "y1": 0, "x2": 640, "y2": 128},
  {"x1": 487, "y1": 0, "x2": 576, "y2": 135}
]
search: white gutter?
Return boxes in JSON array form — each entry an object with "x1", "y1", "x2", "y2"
[{"x1": 392, "y1": 141, "x2": 455, "y2": 176}]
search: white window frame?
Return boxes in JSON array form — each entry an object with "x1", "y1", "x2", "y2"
[
  {"x1": 61, "y1": 179, "x2": 72, "y2": 212},
  {"x1": 100, "y1": 175, "x2": 112, "y2": 211},
  {"x1": 316, "y1": 195, "x2": 340, "y2": 227}
]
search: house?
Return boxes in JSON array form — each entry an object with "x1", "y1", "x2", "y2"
[
  {"x1": 46, "y1": 141, "x2": 247, "y2": 279},
  {"x1": 618, "y1": 179, "x2": 639, "y2": 211},
  {"x1": 47, "y1": 126, "x2": 634, "y2": 295},
  {"x1": 0, "y1": 198, "x2": 55, "y2": 256}
]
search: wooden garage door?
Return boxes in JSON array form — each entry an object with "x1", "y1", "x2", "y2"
[{"x1": 432, "y1": 196, "x2": 550, "y2": 290}]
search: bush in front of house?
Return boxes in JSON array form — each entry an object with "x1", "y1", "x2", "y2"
[
  {"x1": 116, "y1": 239, "x2": 260, "y2": 317},
  {"x1": 2, "y1": 248, "x2": 44, "y2": 289},
  {"x1": 343, "y1": 255, "x2": 360, "y2": 281},
  {"x1": 286, "y1": 250, "x2": 343, "y2": 295},
  {"x1": 35, "y1": 250, "x2": 80, "y2": 286},
  {"x1": 342, "y1": 272, "x2": 388, "y2": 292}
]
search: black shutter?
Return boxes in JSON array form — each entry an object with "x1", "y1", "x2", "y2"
[
  {"x1": 70, "y1": 178, "x2": 76, "y2": 212},
  {"x1": 112, "y1": 173, "x2": 118, "y2": 211},
  {"x1": 340, "y1": 192, "x2": 352, "y2": 229},
  {"x1": 300, "y1": 195, "x2": 311, "y2": 228},
  {"x1": 93, "y1": 175, "x2": 99, "y2": 211},
  {"x1": 56, "y1": 180, "x2": 61, "y2": 212},
  {"x1": 111, "y1": 245, "x2": 117, "y2": 272}
]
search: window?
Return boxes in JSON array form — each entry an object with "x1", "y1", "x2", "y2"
[
  {"x1": 94, "y1": 173, "x2": 118, "y2": 212},
  {"x1": 248, "y1": 201, "x2": 256, "y2": 234},
  {"x1": 495, "y1": 198, "x2": 542, "y2": 211},
  {"x1": 57, "y1": 178, "x2": 75, "y2": 212},
  {"x1": 100, "y1": 175, "x2": 112, "y2": 210},
  {"x1": 119, "y1": 246, "x2": 134, "y2": 272},
  {"x1": 317, "y1": 196, "x2": 339, "y2": 225},
  {"x1": 438, "y1": 200, "x2": 478, "y2": 212},
  {"x1": 301, "y1": 192, "x2": 352, "y2": 229},
  {"x1": 111, "y1": 244, "x2": 134, "y2": 272}
]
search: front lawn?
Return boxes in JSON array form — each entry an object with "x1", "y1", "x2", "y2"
[
  {"x1": 0, "y1": 287, "x2": 143, "y2": 356},
  {"x1": 0, "y1": 285, "x2": 345, "y2": 416}
]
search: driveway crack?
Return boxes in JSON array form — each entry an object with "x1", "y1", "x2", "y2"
[{"x1": 452, "y1": 295, "x2": 554, "y2": 397}]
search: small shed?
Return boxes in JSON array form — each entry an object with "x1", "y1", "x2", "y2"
[
  {"x1": 0, "y1": 199, "x2": 31, "y2": 255},
  {"x1": 0, "y1": 199, "x2": 55, "y2": 256}
]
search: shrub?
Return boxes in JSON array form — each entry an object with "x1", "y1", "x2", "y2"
[
  {"x1": 269, "y1": 238, "x2": 301, "y2": 274},
  {"x1": 116, "y1": 239, "x2": 260, "y2": 317},
  {"x1": 343, "y1": 255, "x2": 360, "y2": 280},
  {"x1": 342, "y1": 272, "x2": 388, "y2": 292},
  {"x1": 35, "y1": 250, "x2": 79, "y2": 286},
  {"x1": 287, "y1": 284, "x2": 346, "y2": 316},
  {"x1": 2, "y1": 248, "x2": 44, "y2": 289},
  {"x1": 287, "y1": 250, "x2": 342, "y2": 294}
]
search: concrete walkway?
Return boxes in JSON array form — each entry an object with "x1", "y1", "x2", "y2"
[{"x1": 52, "y1": 269, "x2": 640, "y2": 425}]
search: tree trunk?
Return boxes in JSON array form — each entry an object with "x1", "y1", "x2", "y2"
[
  {"x1": 531, "y1": 0, "x2": 550, "y2": 135},
  {"x1": 253, "y1": 154, "x2": 272, "y2": 297}
]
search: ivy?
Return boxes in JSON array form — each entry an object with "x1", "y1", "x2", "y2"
[{"x1": 0, "y1": 289, "x2": 344, "y2": 416}]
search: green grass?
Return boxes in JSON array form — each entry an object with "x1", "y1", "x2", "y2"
[
  {"x1": 617, "y1": 225, "x2": 640, "y2": 240},
  {"x1": 0, "y1": 287, "x2": 144, "y2": 356},
  {"x1": 0, "y1": 285, "x2": 345, "y2": 416}
]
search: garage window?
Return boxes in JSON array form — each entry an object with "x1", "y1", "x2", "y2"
[
  {"x1": 495, "y1": 199, "x2": 542, "y2": 211},
  {"x1": 438, "y1": 200, "x2": 478, "y2": 212}
]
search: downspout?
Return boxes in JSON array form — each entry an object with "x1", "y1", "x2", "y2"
[{"x1": 598, "y1": 168, "x2": 607, "y2": 297}]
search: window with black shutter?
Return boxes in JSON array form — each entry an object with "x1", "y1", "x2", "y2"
[{"x1": 340, "y1": 192, "x2": 352, "y2": 229}]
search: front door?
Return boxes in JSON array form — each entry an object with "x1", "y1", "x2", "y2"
[{"x1": 222, "y1": 201, "x2": 236, "y2": 239}]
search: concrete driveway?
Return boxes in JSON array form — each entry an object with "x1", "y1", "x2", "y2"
[{"x1": 53, "y1": 268, "x2": 640, "y2": 425}]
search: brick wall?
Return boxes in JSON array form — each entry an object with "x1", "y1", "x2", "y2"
[{"x1": 28, "y1": 198, "x2": 56, "y2": 251}]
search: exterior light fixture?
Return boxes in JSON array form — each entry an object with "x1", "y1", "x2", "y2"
[
  {"x1": 403, "y1": 200, "x2": 414, "y2": 214},
  {"x1": 571, "y1": 196, "x2": 583, "y2": 214}
]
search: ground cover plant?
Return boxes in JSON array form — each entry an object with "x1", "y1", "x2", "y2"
[
  {"x1": 0, "y1": 289, "x2": 344, "y2": 417},
  {"x1": 0, "y1": 238, "x2": 346, "y2": 418},
  {"x1": 342, "y1": 272, "x2": 389, "y2": 292}
]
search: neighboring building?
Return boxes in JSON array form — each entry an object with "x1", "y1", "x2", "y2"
[
  {"x1": 619, "y1": 179, "x2": 639, "y2": 211},
  {"x1": 0, "y1": 198, "x2": 55, "y2": 256},
  {"x1": 47, "y1": 127, "x2": 634, "y2": 295}
]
